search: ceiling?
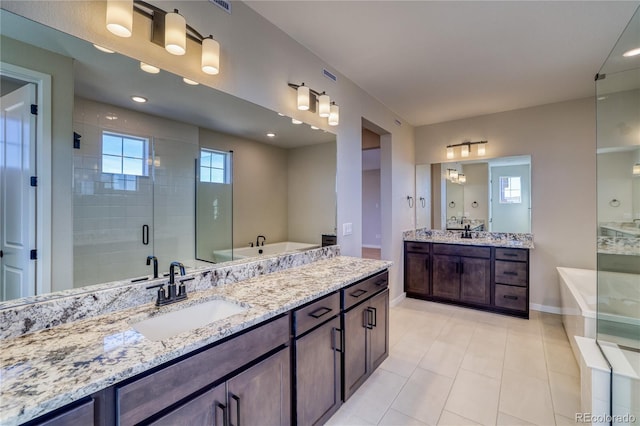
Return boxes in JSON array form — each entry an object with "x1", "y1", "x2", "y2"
[{"x1": 245, "y1": 1, "x2": 640, "y2": 127}]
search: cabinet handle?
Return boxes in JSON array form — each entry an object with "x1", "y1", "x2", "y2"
[
  {"x1": 309, "y1": 306, "x2": 332, "y2": 318},
  {"x1": 503, "y1": 253, "x2": 518, "y2": 257},
  {"x1": 215, "y1": 402, "x2": 227, "y2": 426},
  {"x1": 142, "y1": 224, "x2": 149, "y2": 245},
  {"x1": 350, "y1": 289, "x2": 367, "y2": 298},
  {"x1": 455, "y1": 262, "x2": 459, "y2": 274},
  {"x1": 374, "y1": 278, "x2": 386, "y2": 286},
  {"x1": 504, "y1": 295, "x2": 518, "y2": 300},
  {"x1": 331, "y1": 327, "x2": 344, "y2": 353},
  {"x1": 230, "y1": 393, "x2": 241, "y2": 426},
  {"x1": 368, "y1": 307, "x2": 377, "y2": 327},
  {"x1": 503, "y1": 271, "x2": 518, "y2": 276},
  {"x1": 362, "y1": 309, "x2": 373, "y2": 329}
]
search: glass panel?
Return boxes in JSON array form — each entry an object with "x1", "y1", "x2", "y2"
[
  {"x1": 200, "y1": 150, "x2": 212, "y2": 167},
  {"x1": 102, "y1": 134, "x2": 122, "y2": 156},
  {"x1": 102, "y1": 154, "x2": 122, "y2": 174},
  {"x1": 200, "y1": 166, "x2": 211, "y2": 182}
]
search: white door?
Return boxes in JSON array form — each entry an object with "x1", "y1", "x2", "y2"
[{"x1": 1, "y1": 83, "x2": 37, "y2": 301}]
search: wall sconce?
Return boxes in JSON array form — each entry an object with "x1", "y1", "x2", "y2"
[
  {"x1": 288, "y1": 83, "x2": 340, "y2": 126},
  {"x1": 106, "y1": 0, "x2": 221, "y2": 74},
  {"x1": 445, "y1": 140, "x2": 488, "y2": 159}
]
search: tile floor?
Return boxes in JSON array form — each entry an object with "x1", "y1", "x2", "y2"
[{"x1": 327, "y1": 298, "x2": 581, "y2": 426}]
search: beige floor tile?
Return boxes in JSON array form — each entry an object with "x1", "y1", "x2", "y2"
[
  {"x1": 499, "y1": 369, "x2": 555, "y2": 425},
  {"x1": 437, "y1": 410, "x2": 480, "y2": 425},
  {"x1": 471, "y1": 323, "x2": 508, "y2": 346},
  {"x1": 506, "y1": 316, "x2": 542, "y2": 336},
  {"x1": 437, "y1": 319, "x2": 476, "y2": 349},
  {"x1": 419, "y1": 340, "x2": 466, "y2": 378},
  {"x1": 444, "y1": 369, "x2": 501, "y2": 425},
  {"x1": 381, "y1": 333, "x2": 433, "y2": 378},
  {"x1": 343, "y1": 368, "x2": 407, "y2": 424},
  {"x1": 391, "y1": 367, "x2": 454, "y2": 425},
  {"x1": 539, "y1": 312, "x2": 563, "y2": 326},
  {"x1": 548, "y1": 371, "x2": 581, "y2": 419},
  {"x1": 496, "y1": 412, "x2": 535, "y2": 425},
  {"x1": 379, "y1": 408, "x2": 428, "y2": 426},
  {"x1": 542, "y1": 322, "x2": 571, "y2": 345},
  {"x1": 544, "y1": 341, "x2": 579, "y2": 378},
  {"x1": 460, "y1": 339, "x2": 505, "y2": 379},
  {"x1": 504, "y1": 334, "x2": 548, "y2": 381}
]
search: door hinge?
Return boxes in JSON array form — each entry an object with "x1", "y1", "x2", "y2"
[
  {"x1": 30, "y1": 176, "x2": 37, "y2": 187},
  {"x1": 30, "y1": 249, "x2": 37, "y2": 260},
  {"x1": 30, "y1": 104, "x2": 38, "y2": 115}
]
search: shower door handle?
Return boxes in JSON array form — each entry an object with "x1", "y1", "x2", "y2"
[{"x1": 142, "y1": 225, "x2": 149, "y2": 245}]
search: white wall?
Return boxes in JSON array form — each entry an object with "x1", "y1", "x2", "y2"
[
  {"x1": 3, "y1": 1, "x2": 416, "y2": 300},
  {"x1": 416, "y1": 97, "x2": 597, "y2": 310},
  {"x1": 362, "y1": 169, "x2": 381, "y2": 248}
]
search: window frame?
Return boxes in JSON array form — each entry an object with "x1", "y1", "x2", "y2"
[
  {"x1": 101, "y1": 131, "x2": 149, "y2": 177},
  {"x1": 199, "y1": 148, "x2": 231, "y2": 184}
]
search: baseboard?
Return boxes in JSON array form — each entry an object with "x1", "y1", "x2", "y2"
[
  {"x1": 530, "y1": 303, "x2": 563, "y2": 315},
  {"x1": 390, "y1": 293, "x2": 406, "y2": 307},
  {"x1": 362, "y1": 244, "x2": 381, "y2": 249}
]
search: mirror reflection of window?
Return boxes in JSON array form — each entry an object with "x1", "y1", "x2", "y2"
[
  {"x1": 499, "y1": 176, "x2": 522, "y2": 204},
  {"x1": 101, "y1": 132, "x2": 148, "y2": 176}
]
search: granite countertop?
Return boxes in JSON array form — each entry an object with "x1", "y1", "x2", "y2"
[
  {"x1": 0, "y1": 256, "x2": 391, "y2": 426},
  {"x1": 404, "y1": 229, "x2": 534, "y2": 249}
]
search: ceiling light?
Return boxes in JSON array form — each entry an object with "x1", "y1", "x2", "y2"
[
  {"x1": 266, "y1": 133, "x2": 276, "y2": 138},
  {"x1": 310, "y1": 125, "x2": 320, "y2": 130},
  {"x1": 297, "y1": 83, "x2": 310, "y2": 111},
  {"x1": 201, "y1": 36, "x2": 220, "y2": 75},
  {"x1": 140, "y1": 62, "x2": 160, "y2": 74},
  {"x1": 623, "y1": 47, "x2": 640, "y2": 57},
  {"x1": 328, "y1": 103, "x2": 339, "y2": 126},
  {"x1": 93, "y1": 44, "x2": 115, "y2": 53},
  {"x1": 106, "y1": 0, "x2": 133, "y2": 37},
  {"x1": 165, "y1": 10, "x2": 186, "y2": 55},
  {"x1": 318, "y1": 92, "x2": 330, "y2": 118},
  {"x1": 131, "y1": 96, "x2": 147, "y2": 103},
  {"x1": 278, "y1": 113, "x2": 285, "y2": 117},
  {"x1": 291, "y1": 118, "x2": 303, "y2": 124},
  {"x1": 182, "y1": 77, "x2": 199, "y2": 85}
]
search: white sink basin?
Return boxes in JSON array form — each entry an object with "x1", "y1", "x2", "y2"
[{"x1": 131, "y1": 299, "x2": 248, "y2": 341}]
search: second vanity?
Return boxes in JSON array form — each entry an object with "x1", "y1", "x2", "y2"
[
  {"x1": 0, "y1": 253, "x2": 391, "y2": 426},
  {"x1": 404, "y1": 229, "x2": 534, "y2": 319}
]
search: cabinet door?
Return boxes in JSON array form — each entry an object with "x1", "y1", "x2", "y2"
[
  {"x1": 227, "y1": 348, "x2": 290, "y2": 426},
  {"x1": 459, "y1": 257, "x2": 491, "y2": 305},
  {"x1": 149, "y1": 384, "x2": 226, "y2": 426},
  {"x1": 432, "y1": 255, "x2": 460, "y2": 299},
  {"x1": 34, "y1": 399, "x2": 94, "y2": 426},
  {"x1": 295, "y1": 316, "x2": 342, "y2": 426},
  {"x1": 343, "y1": 303, "x2": 369, "y2": 400},
  {"x1": 369, "y1": 289, "x2": 389, "y2": 370},
  {"x1": 405, "y1": 252, "x2": 430, "y2": 296}
]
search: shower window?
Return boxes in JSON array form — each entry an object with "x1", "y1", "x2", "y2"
[
  {"x1": 200, "y1": 148, "x2": 231, "y2": 184},
  {"x1": 101, "y1": 131, "x2": 149, "y2": 177}
]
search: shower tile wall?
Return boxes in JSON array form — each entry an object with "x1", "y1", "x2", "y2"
[{"x1": 73, "y1": 98, "x2": 198, "y2": 287}]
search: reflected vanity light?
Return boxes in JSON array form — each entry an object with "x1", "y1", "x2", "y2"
[
  {"x1": 93, "y1": 44, "x2": 115, "y2": 53},
  {"x1": 446, "y1": 140, "x2": 488, "y2": 159},
  {"x1": 623, "y1": 47, "x2": 640, "y2": 57},
  {"x1": 458, "y1": 174, "x2": 466, "y2": 184},
  {"x1": 131, "y1": 95, "x2": 148, "y2": 103},
  {"x1": 182, "y1": 77, "x2": 199, "y2": 85},
  {"x1": 310, "y1": 125, "x2": 320, "y2": 130},
  {"x1": 106, "y1": 0, "x2": 221, "y2": 75},
  {"x1": 140, "y1": 62, "x2": 160, "y2": 74},
  {"x1": 288, "y1": 82, "x2": 339, "y2": 126}
]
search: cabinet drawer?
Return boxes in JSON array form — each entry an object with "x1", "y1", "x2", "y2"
[
  {"x1": 495, "y1": 261, "x2": 528, "y2": 286},
  {"x1": 404, "y1": 242, "x2": 430, "y2": 253},
  {"x1": 343, "y1": 271, "x2": 388, "y2": 310},
  {"x1": 294, "y1": 292, "x2": 340, "y2": 336},
  {"x1": 117, "y1": 314, "x2": 290, "y2": 426},
  {"x1": 432, "y1": 244, "x2": 490, "y2": 259},
  {"x1": 34, "y1": 399, "x2": 94, "y2": 426},
  {"x1": 494, "y1": 285, "x2": 527, "y2": 312},
  {"x1": 495, "y1": 248, "x2": 528, "y2": 262}
]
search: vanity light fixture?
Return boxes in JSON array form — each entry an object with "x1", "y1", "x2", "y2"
[
  {"x1": 288, "y1": 82, "x2": 339, "y2": 126},
  {"x1": 447, "y1": 168, "x2": 459, "y2": 182},
  {"x1": 131, "y1": 95, "x2": 148, "y2": 103},
  {"x1": 633, "y1": 163, "x2": 640, "y2": 176},
  {"x1": 106, "y1": 0, "x2": 221, "y2": 74},
  {"x1": 140, "y1": 62, "x2": 160, "y2": 74},
  {"x1": 446, "y1": 140, "x2": 488, "y2": 159},
  {"x1": 93, "y1": 44, "x2": 115, "y2": 53},
  {"x1": 458, "y1": 174, "x2": 467, "y2": 184},
  {"x1": 182, "y1": 77, "x2": 199, "y2": 85},
  {"x1": 623, "y1": 47, "x2": 640, "y2": 57}
]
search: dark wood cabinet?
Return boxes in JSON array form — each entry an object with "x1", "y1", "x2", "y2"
[
  {"x1": 28, "y1": 399, "x2": 94, "y2": 426},
  {"x1": 149, "y1": 384, "x2": 226, "y2": 426},
  {"x1": 404, "y1": 242, "x2": 529, "y2": 318},
  {"x1": 404, "y1": 241, "x2": 431, "y2": 297}
]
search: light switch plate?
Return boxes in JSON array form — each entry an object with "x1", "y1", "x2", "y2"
[{"x1": 343, "y1": 223, "x2": 353, "y2": 236}]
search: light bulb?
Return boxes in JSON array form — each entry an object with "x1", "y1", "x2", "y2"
[
  {"x1": 131, "y1": 96, "x2": 147, "y2": 103},
  {"x1": 461, "y1": 144, "x2": 469, "y2": 157},
  {"x1": 623, "y1": 47, "x2": 640, "y2": 57},
  {"x1": 328, "y1": 103, "x2": 339, "y2": 126},
  {"x1": 446, "y1": 146, "x2": 454, "y2": 159},
  {"x1": 477, "y1": 143, "x2": 486, "y2": 156},
  {"x1": 106, "y1": 0, "x2": 133, "y2": 37},
  {"x1": 297, "y1": 84, "x2": 310, "y2": 111},
  {"x1": 183, "y1": 77, "x2": 199, "y2": 85},
  {"x1": 165, "y1": 10, "x2": 186, "y2": 55},
  {"x1": 201, "y1": 37, "x2": 220, "y2": 75},
  {"x1": 458, "y1": 174, "x2": 466, "y2": 184},
  {"x1": 318, "y1": 93, "x2": 330, "y2": 117}
]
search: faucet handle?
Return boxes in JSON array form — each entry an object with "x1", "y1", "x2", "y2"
[{"x1": 146, "y1": 283, "x2": 168, "y2": 306}]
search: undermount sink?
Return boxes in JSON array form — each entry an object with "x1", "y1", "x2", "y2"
[{"x1": 131, "y1": 298, "x2": 248, "y2": 341}]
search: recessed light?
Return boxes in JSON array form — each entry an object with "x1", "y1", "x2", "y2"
[
  {"x1": 93, "y1": 44, "x2": 114, "y2": 53},
  {"x1": 310, "y1": 125, "x2": 319, "y2": 130},
  {"x1": 131, "y1": 96, "x2": 147, "y2": 103},
  {"x1": 597, "y1": 96, "x2": 607, "y2": 101},
  {"x1": 623, "y1": 47, "x2": 640, "y2": 57},
  {"x1": 266, "y1": 133, "x2": 276, "y2": 138},
  {"x1": 140, "y1": 62, "x2": 160, "y2": 74},
  {"x1": 105, "y1": 114, "x2": 118, "y2": 120},
  {"x1": 291, "y1": 118, "x2": 303, "y2": 124},
  {"x1": 183, "y1": 78, "x2": 199, "y2": 85},
  {"x1": 278, "y1": 113, "x2": 285, "y2": 116}
]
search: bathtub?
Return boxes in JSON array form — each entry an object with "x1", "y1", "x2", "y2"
[
  {"x1": 213, "y1": 242, "x2": 320, "y2": 263},
  {"x1": 558, "y1": 267, "x2": 640, "y2": 357}
]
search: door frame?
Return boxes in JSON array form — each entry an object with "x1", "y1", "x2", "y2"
[{"x1": 1, "y1": 62, "x2": 52, "y2": 296}]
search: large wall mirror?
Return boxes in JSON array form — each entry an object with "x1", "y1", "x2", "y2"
[
  {"x1": 0, "y1": 10, "x2": 336, "y2": 301},
  {"x1": 416, "y1": 155, "x2": 531, "y2": 233}
]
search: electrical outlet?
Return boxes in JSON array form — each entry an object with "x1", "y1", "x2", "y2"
[{"x1": 343, "y1": 223, "x2": 353, "y2": 236}]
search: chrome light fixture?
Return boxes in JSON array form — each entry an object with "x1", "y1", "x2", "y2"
[
  {"x1": 446, "y1": 140, "x2": 488, "y2": 159},
  {"x1": 288, "y1": 83, "x2": 339, "y2": 126},
  {"x1": 106, "y1": 0, "x2": 221, "y2": 75}
]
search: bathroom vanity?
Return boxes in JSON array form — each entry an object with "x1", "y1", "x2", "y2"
[
  {"x1": 0, "y1": 254, "x2": 390, "y2": 426},
  {"x1": 404, "y1": 230, "x2": 533, "y2": 318}
]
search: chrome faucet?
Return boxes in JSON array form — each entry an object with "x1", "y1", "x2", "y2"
[
  {"x1": 146, "y1": 255, "x2": 159, "y2": 279},
  {"x1": 256, "y1": 235, "x2": 266, "y2": 246}
]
